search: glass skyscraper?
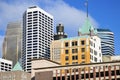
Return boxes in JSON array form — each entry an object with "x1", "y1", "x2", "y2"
[
  {"x1": 2, "y1": 21, "x2": 22, "y2": 66},
  {"x1": 22, "y1": 6, "x2": 53, "y2": 72},
  {"x1": 97, "y1": 28, "x2": 115, "y2": 55}
]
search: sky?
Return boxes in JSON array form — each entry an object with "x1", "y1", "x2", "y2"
[{"x1": 0, "y1": 0, "x2": 120, "y2": 57}]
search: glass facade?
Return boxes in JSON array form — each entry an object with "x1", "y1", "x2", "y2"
[{"x1": 97, "y1": 28, "x2": 115, "y2": 55}]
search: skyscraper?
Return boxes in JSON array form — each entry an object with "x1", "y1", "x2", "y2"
[
  {"x1": 97, "y1": 28, "x2": 115, "y2": 55},
  {"x1": 22, "y1": 6, "x2": 53, "y2": 72},
  {"x1": 54, "y1": 23, "x2": 67, "y2": 40},
  {"x1": 2, "y1": 21, "x2": 22, "y2": 66}
]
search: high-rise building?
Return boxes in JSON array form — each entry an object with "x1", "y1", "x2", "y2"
[
  {"x1": 22, "y1": 6, "x2": 53, "y2": 72},
  {"x1": 54, "y1": 23, "x2": 67, "y2": 40},
  {"x1": 97, "y1": 28, "x2": 114, "y2": 55},
  {"x1": 0, "y1": 58, "x2": 12, "y2": 72},
  {"x1": 50, "y1": 19, "x2": 102, "y2": 65},
  {"x1": 2, "y1": 21, "x2": 22, "y2": 66}
]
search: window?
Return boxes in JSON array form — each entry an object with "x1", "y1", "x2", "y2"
[
  {"x1": 66, "y1": 63, "x2": 69, "y2": 65},
  {"x1": 81, "y1": 48, "x2": 85, "y2": 52},
  {"x1": 72, "y1": 62, "x2": 78, "y2": 65},
  {"x1": 94, "y1": 50, "x2": 97, "y2": 55},
  {"x1": 65, "y1": 50, "x2": 69, "y2": 54},
  {"x1": 72, "y1": 55, "x2": 78, "y2": 60},
  {"x1": 81, "y1": 40, "x2": 85, "y2": 45},
  {"x1": 90, "y1": 55, "x2": 93, "y2": 60},
  {"x1": 81, "y1": 54, "x2": 85, "y2": 59},
  {"x1": 94, "y1": 57, "x2": 97, "y2": 62},
  {"x1": 72, "y1": 48, "x2": 78, "y2": 53},
  {"x1": 90, "y1": 48, "x2": 93, "y2": 53},
  {"x1": 65, "y1": 56, "x2": 69, "y2": 61},
  {"x1": 65, "y1": 42, "x2": 69, "y2": 47},
  {"x1": 94, "y1": 43, "x2": 95, "y2": 48},
  {"x1": 72, "y1": 41, "x2": 77, "y2": 46},
  {"x1": 81, "y1": 61, "x2": 85, "y2": 64}
]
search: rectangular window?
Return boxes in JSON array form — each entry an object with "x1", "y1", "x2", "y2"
[
  {"x1": 81, "y1": 61, "x2": 85, "y2": 64},
  {"x1": 81, "y1": 40, "x2": 85, "y2": 45},
  {"x1": 65, "y1": 42, "x2": 69, "y2": 47},
  {"x1": 81, "y1": 54, "x2": 85, "y2": 59},
  {"x1": 65, "y1": 50, "x2": 69, "y2": 54},
  {"x1": 72, "y1": 41, "x2": 78, "y2": 46},
  {"x1": 94, "y1": 50, "x2": 97, "y2": 55},
  {"x1": 72, "y1": 48, "x2": 78, "y2": 53},
  {"x1": 72, "y1": 55, "x2": 78, "y2": 60},
  {"x1": 81, "y1": 48, "x2": 85, "y2": 52},
  {"x1": 90, "y1": 48, "x2": 93, "y2": 53},
  {"x1": 94, "y1": 57, "x2": 97, "y2": 62},
  {"x1": 65, "y1": 56, "x2": 69, "y2": 61}
]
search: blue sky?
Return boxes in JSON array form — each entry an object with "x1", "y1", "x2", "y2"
[{"x1": 0, "y1": 0, "x2": 120, "y2": 57}]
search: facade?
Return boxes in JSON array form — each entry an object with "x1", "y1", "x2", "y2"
[
  {"x1": 54, "y1": 23, "x2": 67, "y2": 40},
  {"x1": 22, "y1": 6, "x2": 53, "y2": 72},
  {"x1": 0, "y1": 58, "x2": 12, "y2": 72},
  {"x1": 51, "y1": 35, "x2": 102, "y2": 65},
  {"x1": 2, "y1": 21, "x2": 22, "y2": 66},
  {"x1": 0, "y1": 62, "x2": 30, "y2": 80},
  {"x1": 51, "y1": 18, "x2": 102, "y2": 65},
  {"x1": 97, "y1": 28, "x2": 115, "y2": 55},
  {"x1": 31, "y1": 59, "x2": 120, "y2": 80},
  {"x1": 103, "y1": 55, "x2": 120, "y2": 62}
]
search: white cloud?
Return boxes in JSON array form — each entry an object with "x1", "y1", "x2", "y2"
[
  {"x1": 0, "y1": 0, "x2": 99, "y2": 55},
  {"x1": 0, "y1": 35, "x2": 4, "y2": 57},
  {"x1": 39, "y1": 0, "x2": 99, "y2": 36}
]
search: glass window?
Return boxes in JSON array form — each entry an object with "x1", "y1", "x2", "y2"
[
  {"x1": 94, "y1": 50, "x2": 97, "y2": 55},
  {"x1": 72, "y1": 41, "x2": 78, "y2": 46},
  {"x1": 72, "y1": 48, "x2": 78, "y2": 53},
  {"x1": 65, "y1": 56, "x2": 69, "y2": 61},
  {"x1": 81, "y1": 48, "x2": 85, "y2": 52},
  {"x1": 94, "y1": 57, "x2": 97, "y2": 62},
  {"x1": 65, "y1": 50, "x2": 69, "y2": 54},
  {"x1": 81, "y1": 54, "x2": 85, "y2": 59},
  {"x1": 65, "y1": 42, "x2": 69, "y2": 47},
  {"x1": 81, "y1": 40, "x2": 85, "y2": 45}
]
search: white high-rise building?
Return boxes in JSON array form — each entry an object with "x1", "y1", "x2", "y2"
[
  {"x1": 0, "y1": 58, "x2": 12, "y2": 72},
  {"x1": 22, "y1": 6, "x2": 53, "y2": 72}
]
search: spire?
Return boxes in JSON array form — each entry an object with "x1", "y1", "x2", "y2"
[
  {"x1": 85, "y1": 0, "x2": 88, "y2": 18},
  {"x1": 12, "y1": 61, "x2": 23, "y2": 71}
]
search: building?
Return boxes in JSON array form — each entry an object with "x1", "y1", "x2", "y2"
[
  {"x1": 31, "y1": 59, "x2": 120, "y2": 80},
  {"x1": 54, "y1": 23, "x2": 67, "y2": 40},
  {"x1": 97, "y1": 28, "x2": 115, "y2": 55},
  {"x1": 51, "y1": 36, "x2": 102, "y2": 65},
  {"x1": 0, "y1": 58, "x2": 12, "y2": 72},
  {"x1": 51, "y1": 18, "x2": 102, "y2": 65},
  {"x1": 2, "y1": 21, "x2": 22, "y2": 66},
  {"x1": 22, "y1": 6, "x2": 53, "y2": 72},
  {"x1": 103, "y1": 55, "x2": 120, "y2": 62},
  {"x1": 0, "y1": 62, "x2": 31, "y2": 80}
]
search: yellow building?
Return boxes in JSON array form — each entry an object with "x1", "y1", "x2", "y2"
[{"x1": 51, "y1": 19, "x2": 102, "y2": 66}]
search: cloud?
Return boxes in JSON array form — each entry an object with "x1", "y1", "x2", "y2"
[
  {"x1": 0, "y1": 0, "x2": 99, "y2": 55},
  {"x1": 0, "y1": 0, "x2": 38, "y2": 31},
  {"x1": 34, "y1": 0, "x2": 99, "y2": 36},
  {"x1": 0, "y1": 35, "x2": 4, "y2": 57}
]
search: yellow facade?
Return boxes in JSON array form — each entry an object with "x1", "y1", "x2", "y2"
[
  {"x1": 51, "y1": 37, "x2": 91, "y2": 66},
  {"x1": 60, "y1": 38, "x2": 90, "y2": 66}
]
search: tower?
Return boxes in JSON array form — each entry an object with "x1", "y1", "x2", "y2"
[
  {"x1": 54, "y1": 23, "x2": 67, "y2": 40},
  {"x1": 97, "y1": 28, "x2": 115, "y2": 55},
  {"x1": 2, "y1": 21, "x2": 22, "y2": 66},
  {"x1": 22, "y1": 6, "x2": 53, "y2": 72}
]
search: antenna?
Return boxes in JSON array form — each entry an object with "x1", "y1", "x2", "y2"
[{"x1": 85, "y1": 0, "x2": 88, "y2": 18}]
